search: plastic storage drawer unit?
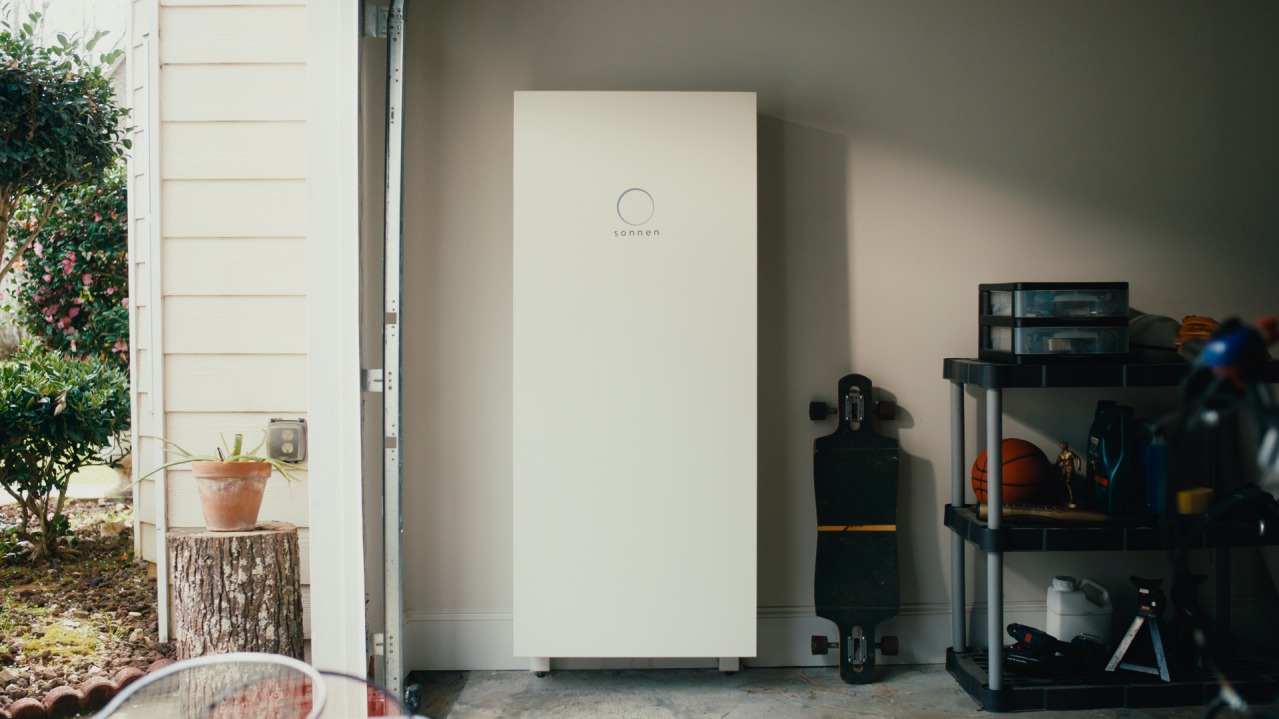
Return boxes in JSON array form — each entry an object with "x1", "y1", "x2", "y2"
[
  {"x1": 979, "y1": 318, "x2": 1129, "y2": 363},
  {"x1": 980, "y1": 282, "x2": 1128, "y2": 319},
  {"x1": 978, "y1": 282, "x2": 1129, "y2": 364}
]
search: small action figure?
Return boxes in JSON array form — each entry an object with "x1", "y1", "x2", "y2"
[{"x1": 1055, "y1": 441, "x2": 1082, "y2": 508}]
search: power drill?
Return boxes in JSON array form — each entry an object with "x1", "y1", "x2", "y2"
[{"x1": 1006, "y1": 623, "x2": 1109, "y2": 677}]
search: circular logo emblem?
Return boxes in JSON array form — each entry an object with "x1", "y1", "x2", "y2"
[{"x1": 616, "y1": 188, "x2": 655, "y2": 226}]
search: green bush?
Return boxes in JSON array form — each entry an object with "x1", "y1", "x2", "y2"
[
  {"x1": 0, "y1": 345, "x2": 129, "y2": 561},
  {"x1": 12, "y1": 166, "x2": 128, "y2": 369},
  {"x1": 0, "y1": 13, "x2": 128, "y2": 285}
]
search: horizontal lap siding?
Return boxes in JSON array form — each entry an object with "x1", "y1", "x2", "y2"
[
  {"x1": 162, "y1": 180, "x2": 306, "y2": 237},
  {"x1": 162, "y1": 238, "x2": 307, "y2": 295},
  {"x1": 159, "y1": 6, "x2": 306, "y2": 64},
  {"x1": 164, "y1": 296, "x2": 307, "y2": 354},
  {"x1": 134, "y1": 1, "x2": 311, "y2": 641},
  {"x1": 164, "y1": 123, "x2": 307, "y2": 179},
  {"x1": 162, "y1": 0, "x2": 304, "y2": 6},
  {"x1": 160, "y1": 65, "x2": 305, "y2": 122},
  {"x1": 163, "y1": 355, "x2": 308, "y2": 412}
]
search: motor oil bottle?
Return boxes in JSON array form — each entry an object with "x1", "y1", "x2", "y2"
[{"x1": 1088, "y1": 400, "x2": 1142, "y2": 514}]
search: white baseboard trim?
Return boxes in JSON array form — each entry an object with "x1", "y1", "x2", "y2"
[
  {"x1": 404, "y1": 596, "x2": 1279, "y2": 671},
  {"x1": 405, "y1": 603, "x2": 964, "y2": 671}
]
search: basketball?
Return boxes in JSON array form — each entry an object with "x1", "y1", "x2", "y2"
[{"x1": 971, "y1": 438, "x2": 1052, "y2": 505}]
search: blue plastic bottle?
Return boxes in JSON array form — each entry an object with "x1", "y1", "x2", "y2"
[
  {"x1": 1141, "y1": 434, "x2": 1170, "y2": 515},
  {"x1": 1087, "y1": 401, "x2": 1142, "y2": 514}
]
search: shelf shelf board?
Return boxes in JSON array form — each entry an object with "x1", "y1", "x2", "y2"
[
  {"x1": 943, "y1": 357, "x2": 1279, "y2": 389},
  {"x1": 947, "y1": 647, "x2": 1279, "y2": 713},
  {"x1": 944, "y1": 504, "x2": 1277, "y2": 553}
]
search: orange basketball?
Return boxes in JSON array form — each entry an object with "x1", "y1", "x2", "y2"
[{"x1": 971, "y1": 438, "x2": 1052, "y2": 505}]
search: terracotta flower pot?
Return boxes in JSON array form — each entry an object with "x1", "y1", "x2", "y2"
[{"x1": 191, "y1": 460, "x2": 272, "y2": 531}]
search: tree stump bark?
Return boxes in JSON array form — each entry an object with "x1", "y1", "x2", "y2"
[{"x1": 168, "y1": 521, "x2": 305, "y2": 660}]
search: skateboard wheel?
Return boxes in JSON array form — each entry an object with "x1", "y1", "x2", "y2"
[
  {"x1": 535, "y1": 671, "x2": 549, "y2": 678},
  {"x1": 876, "y1": 401, "x2": 897, "y2": 421},
  {"x1": 810, "y1": 635, "x2": 831, "y2": 655},
  {"x1": 809, "y1": 402, "x2": 832, "y2": 422},
  {"x1": 879, "y1": 635, "x2": 899, "y2": 656}
]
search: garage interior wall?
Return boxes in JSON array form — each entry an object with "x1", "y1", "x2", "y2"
[{"x1": 372, "y1": 0, "x2": 1279, "y2": 670}]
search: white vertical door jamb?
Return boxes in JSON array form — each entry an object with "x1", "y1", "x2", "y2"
[
  {"x1": 137, "y1": 1, "x2": 170, "y2": 643},
  {"x1": 306, "y1": 0, "x2": 367, "y2": 677},
  {"x1": 125, "y1": 0, "x2": 143, "y2": 582},
  {"x1": 381, "y1": 0, "x2": 409, "y2": 698}
]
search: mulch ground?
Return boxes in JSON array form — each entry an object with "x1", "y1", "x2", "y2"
[{"x1": 0, "y1": 497, "x2": 173, "y2": 718}]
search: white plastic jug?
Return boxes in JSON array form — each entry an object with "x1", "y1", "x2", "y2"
[{"x1": 1046, "y1": 575, "x2": 1112, "y2": 645}]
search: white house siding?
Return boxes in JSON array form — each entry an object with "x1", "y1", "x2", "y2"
[{"x1": 128, "y1": 0, "x2": 311, "y2": 640}]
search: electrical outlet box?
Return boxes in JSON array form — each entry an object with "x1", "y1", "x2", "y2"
[{"x1": 266, "y1": 418, "x2": 307, "y2": 463}]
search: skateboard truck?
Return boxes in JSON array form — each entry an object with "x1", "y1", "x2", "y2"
[
  {"x1": 811, "y1": 628, "x2": 900, "y2": 670},
  {"x1": 809, "y1": 386, "x2": 897, "y2": 423}
]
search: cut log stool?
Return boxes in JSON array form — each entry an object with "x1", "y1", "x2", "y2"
[{"x1": 168, "y1": 521, "x2": 305, "y2": 660}]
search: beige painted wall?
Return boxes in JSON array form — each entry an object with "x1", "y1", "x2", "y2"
[
  {"x1": 390, "y1": 0, "x2": 1279, "y2": 669},
  {"x1": 129, "y1": 0, "x2": 312, "y2": 638}
]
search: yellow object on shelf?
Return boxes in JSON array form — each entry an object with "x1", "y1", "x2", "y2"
[{"x1": 1176, "y1": 487, "x2": 1214, "y2": 514}]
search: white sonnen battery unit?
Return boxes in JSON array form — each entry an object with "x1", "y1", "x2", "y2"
[{"x1": 513, "y1": 91, "x2": 758, "y2": 662}]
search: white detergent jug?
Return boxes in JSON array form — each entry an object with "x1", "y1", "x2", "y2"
[{"x1": 1046, "y1": 576, "x2": 1112, "y2": 646}]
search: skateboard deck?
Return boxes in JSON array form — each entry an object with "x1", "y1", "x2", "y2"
[{"x1": 812, "y1": 373, "x2": 901, "y2": 684}]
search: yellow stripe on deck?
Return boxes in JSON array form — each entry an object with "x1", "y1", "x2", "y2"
[{"x1": 817, "y1": 525, "x2": 896, "y2": 532}]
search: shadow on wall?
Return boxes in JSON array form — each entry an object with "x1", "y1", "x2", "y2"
[{"x1": 756, "y1": 115, "x2": 859, "y2": 604}]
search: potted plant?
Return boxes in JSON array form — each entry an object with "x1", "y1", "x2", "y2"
[{"x1": 142, "y1": 432, "x2": 304, "y2": 532}]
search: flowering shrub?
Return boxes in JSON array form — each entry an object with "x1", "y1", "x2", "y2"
[
  {"x1": 0, "y1": 13, "x2": 129, "y2": 285},
  {"x1": 11, "y1": 166, "x2": 128, "y2": 369},
  {"x1": 0, "y1": 345, "x2": 130, "y2": 560}
]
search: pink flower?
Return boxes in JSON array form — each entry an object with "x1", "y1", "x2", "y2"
[
  {"x1": 43, "y1": 274, "x2": 52, "y2": 282},
  {"x1": 94, "y1": 213, "x2": 102, "y2": 222},
  {"x1": 105, "y1": 287, "x2": 115, "y2": 295},
  {"x1": 69, "y1": 339, "x2": 77, "y2": 352},
  {"x1": 68, "y1": 307, "x2": 80, "y2": 319},
  {"x1": 121, "y1": 298, "x2": 129, "y2": 309},
  {"x1": 82, "y1": 273, "x2": 93, "y2": 286},
  {"x1": 33, "y1": 242, "x2": 43, "y2": 258},
  {"x1": 112, "y1": 340, "x2": 127, "y2": 352}
]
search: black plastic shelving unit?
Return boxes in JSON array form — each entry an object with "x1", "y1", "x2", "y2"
[
  {"x1": 942, "y1": 357, "x2": 1279, "y2": 712},
  {"x1": 944, "y1": 504, "x2": 1279, "y2": 554},
  {"x1": 947, "y1": 647, "x2": 1279, "y2": 713}
]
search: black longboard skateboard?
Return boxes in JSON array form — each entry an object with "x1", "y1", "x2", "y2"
[{"x1": 809, "y1": 373, "x2": 901, "y2": 684}]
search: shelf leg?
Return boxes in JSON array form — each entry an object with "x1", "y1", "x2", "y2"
[
  {"x1": 950, "y1": 380, "x2": 967, "y2": 652},
  {"x1": 1216, "y1": 546, "x2": 1231, "y2": 639},
  {"x1": 986, "y1": 387, "x2": 1004, "y2": 692}
]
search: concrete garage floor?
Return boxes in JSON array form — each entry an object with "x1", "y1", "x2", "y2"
[{"x1": 410, "y1": 665, "x2": 1268, "y2": 718}]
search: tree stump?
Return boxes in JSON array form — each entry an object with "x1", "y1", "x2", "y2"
[{"x1": 168, "y1": 521, "x2": 305, "y2": 660}]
